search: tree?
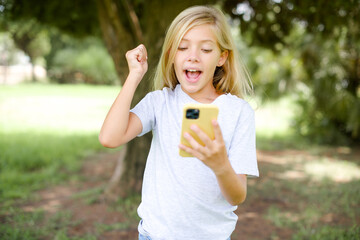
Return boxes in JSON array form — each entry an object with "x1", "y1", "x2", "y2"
[
  {"x1": 0, "y1": 32, "x2": 20, "y2": 83},
  {"x1": 1, "y1": 5, "x2": 51, "y2": 82},
  {"x1": 8, "y1": 19, "x2": 50, "y2": 81},
  {"x1": 1, "y1": 0, "x2": 216, "y2": 197},
  {"x1": 47, "y1": 34, "x2": 119, "y2": 85},
  {"x1": 223, "y1": 0, "x2": 360, "y2": 143}
]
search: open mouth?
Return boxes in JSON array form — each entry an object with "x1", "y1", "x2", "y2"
[{"x1": 185, "y1": 69, "x2": 202, "y2": 83}]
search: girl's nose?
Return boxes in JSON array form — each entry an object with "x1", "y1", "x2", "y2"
[
  {"x1": 187, "y1": 49, "x2": 200, "y2": 62},
  {"x1": 187, "y1": 56, "x2": 199, "y2": 62}
]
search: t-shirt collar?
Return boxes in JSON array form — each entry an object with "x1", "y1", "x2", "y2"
[{"x1": 175, "y1": 84, "x2": 224, "y2": 104}]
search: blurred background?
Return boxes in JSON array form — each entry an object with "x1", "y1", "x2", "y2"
[{"x1": 1, "y1": 0, "x2": 359, "y2": 239}]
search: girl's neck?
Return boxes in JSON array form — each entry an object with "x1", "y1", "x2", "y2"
[{"x1": 181, "y1": 85, "x2": 221, "y2": 104}]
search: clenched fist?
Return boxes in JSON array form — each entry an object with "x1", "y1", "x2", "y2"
[{"x1": 125, "y1": 44, "x2": 148, "y2": 81}]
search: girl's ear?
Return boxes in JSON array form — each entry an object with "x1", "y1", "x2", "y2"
[{"x1": 217, "y1": 50, "x2": 229, "y2": 67}]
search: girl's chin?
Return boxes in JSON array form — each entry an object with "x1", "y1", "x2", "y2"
[
  {"x1": 185, "y1": 77, "x2": 200, "y2": 84},
  {"x1": 180, "y1": 79, "x2": 199, "y2": 87},
  {"x1": 180, "y1": 77, "x2": 201, "y2": 86},
  {"x1": 180, "y1": 84, "x2": 198, "y2": 93}
]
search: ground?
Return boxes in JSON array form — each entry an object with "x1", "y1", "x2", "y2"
[{"x1": 18, "y1": 148, "x2": 360, "y2": 240}]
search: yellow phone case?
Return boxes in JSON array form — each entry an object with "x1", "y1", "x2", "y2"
[{"x1": 179, "y1": 104, "x2": 219, "y2": 157}]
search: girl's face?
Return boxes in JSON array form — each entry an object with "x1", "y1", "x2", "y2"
[{"x1": 174, "y1": 24, "x2": 228, "y2": 102}]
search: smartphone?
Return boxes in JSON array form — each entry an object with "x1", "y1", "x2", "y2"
[{"x1": 179, "y1": 104, "x2": 219, "y2": 157}]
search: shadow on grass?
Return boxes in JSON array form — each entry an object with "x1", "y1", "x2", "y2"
[
  {"x1": 243, "y1": 135, "x2": 360, "y2": 239},
  {"x1": 2, "y1": 131, "x2": 359, "y2": 240}
]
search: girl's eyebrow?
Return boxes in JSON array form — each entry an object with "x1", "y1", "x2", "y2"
[{"x1": 181, "y1": 38, "x2": 216, "y2": 44}]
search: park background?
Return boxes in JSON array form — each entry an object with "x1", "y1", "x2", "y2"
[{"x1": 1, "y1": 0, "x2": 359, "y2": 239}]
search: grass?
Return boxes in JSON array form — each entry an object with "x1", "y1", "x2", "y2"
[
  {"x1": 246, "y1": 96, "x2": 360, "y2": 239},
  {"x1": 1, "y1": 84, "x2": 359, "y2": 239},
  {"x1": 0, "y1": 208, "x2": 97, "y2": 240},
  {"x1": 252, "y1": 145, "x2": 360, "y2": 239},
  {"x1": 0, "y1": 83, "x2": 120, "y2": 239},
  {"x1": 251, "y1": 95, "x2": 311, "y2": 151},
  {"x1": 0, "y1": 83, "x2": 119, "y2": 206}
]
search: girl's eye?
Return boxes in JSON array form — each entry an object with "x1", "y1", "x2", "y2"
[
  {"x1": 178, "y1": 47, "x2": 187, "y2": 51},
  {"x1": 202, "y1": 49, "x2": 213, "y2": 53}
]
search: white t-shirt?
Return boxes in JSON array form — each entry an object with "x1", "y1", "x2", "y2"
[{"x1": 131, "y1": 84, "x2": 259, "y2": 240}]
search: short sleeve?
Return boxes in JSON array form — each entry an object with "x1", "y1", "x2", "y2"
[
  {"x1": 228, "y1": 104, "x2": 259, "y2": 177},
  {"x1": 130, "y1": 92, "x2": 156, "y2": 136}
]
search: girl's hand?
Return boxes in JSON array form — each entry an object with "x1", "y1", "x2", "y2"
[
  {"x1": 179, "y1": 120, "x2": 230, "y2": 175},
  {"x1": 125, "y1": 44, "x2": 148, "y2": 81}
]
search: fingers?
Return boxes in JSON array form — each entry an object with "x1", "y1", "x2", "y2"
[
  {"x1": 125, "y1": 44, "x2": 148, "y2": 64},
  {"x1": 212, "y1": 119, "x2": 224, "y2": 142},
  {"x1": 188, "y1": 120, "x2": 223, "y2": 146},
  {"x1": 190, "y1": 124, "x2": 213, "y2": 147},
  {"x1": 179, "y1": 121, "x2": 225, "y2": 157},
  {"x1": 136, "y1": 44, "x2": 147, "y2": 63},
  {"x1": 179, "y1": 124, "x2": 212, "y2": 159},
  {"x1": 179, "y1": 133, "x2": 205, "y2": 159},
  {"x1": 183, "y1": 131, "x2": 206, "y2": 150}
]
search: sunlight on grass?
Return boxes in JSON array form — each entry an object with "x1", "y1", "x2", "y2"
[
  {"x1": 249, "y1": 96, "x2": 307, "y2": 150},
  {"x1": 251, "y1": 96, "x2": 297, "y2": 137},
  {"x1": 304, "y1": 158, "x2": 360, "y2": 182},
  {"x1": 0, "y1": 84, "x2": 119, "y2": 204},
  {"x1": 2, "y1": 84, "x2": 359, "y2": 240},
  {"x1": 0, "y1": 84, "x2": 118, "y2": 134},
  {"x1": 266, "y1": 206, "x2": 321, "y2": 229}
]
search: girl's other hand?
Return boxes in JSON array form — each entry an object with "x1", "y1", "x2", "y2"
[
  {"x1": 179, "y1": 120, "x2": 230, "y2": 175},
  {"x1": 125, "y1": 44, "x2": 148, "y2": 81}
]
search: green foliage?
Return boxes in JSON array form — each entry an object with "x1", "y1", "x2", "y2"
[
  {"x1": 224, "y1": 0, "x2": 360, "y2": 50},
  {"x1": 49, "y1": 37, "x2": 119, "y2": 85},
  {"x1": 1, "y1": 2, "x2": 113, "y2": 84},
  {"x1": 293, "y1": 29, "x2": 360, "y2": 144},
  {"x1": 1, "y1": 17, "x2": 51, "y2": 81},
  {"x1": 8, "y1": 19, "x2": 51, "y2": 63},
  {"x1": 4, "y1": 0, "x2": 100, "y2": 37},
  {"x1": 225, "y1": 0, "x2": 360, "y2": 143},
  {"x1": 246, "y1": 47, "x2": 306, "y2": 101},
  {"x1": 0, "y1": 33, "x2": 20, "y2": 65}
]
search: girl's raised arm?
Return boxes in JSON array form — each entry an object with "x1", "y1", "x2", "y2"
[{"x1": 99, "y1": 44, "x2": 148, "y2": 148}]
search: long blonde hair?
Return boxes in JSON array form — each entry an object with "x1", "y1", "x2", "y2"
[{"x1": 153, "y1": 5, "x2": 253, "y2": 98}]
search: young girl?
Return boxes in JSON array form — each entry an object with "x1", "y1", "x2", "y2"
[{"x1": 99, "y1": 5, "x2": 259, "y2": 240}]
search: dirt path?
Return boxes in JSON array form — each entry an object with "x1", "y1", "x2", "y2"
[{"x1": 20, "y1": 151, "x2": 299, "y2": 240}]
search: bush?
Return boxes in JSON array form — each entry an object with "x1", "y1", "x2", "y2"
[{"x1": 49, "y1": 38, "x2": 119, "y2": 85}]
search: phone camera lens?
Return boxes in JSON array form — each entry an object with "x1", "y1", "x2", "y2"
[{"x1": 186, "y1": 109, "x2": 199, "y2": 119}]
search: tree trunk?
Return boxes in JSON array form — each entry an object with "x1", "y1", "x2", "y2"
[
  {"x1": 97, "y1": 0, "x2": 216, "y2": 199},
  {"x1": 96, "y1": 0, "x2": 152, "y2": 199},
  {"x1": 1, "y1": 66, "x2": 7, "y2": 84},
  {"x1": 1, "y1": 40, "x2": 8, "y2": 84},
  {"x1": 118, "y1": 133, "x2": 152, "y2": 197},
  {"x1": 31, "y1": 62, "x2": 37, "y2": 82},
  {"x1": 96, "y1": 0, "x2": 135, "y2": 82}
]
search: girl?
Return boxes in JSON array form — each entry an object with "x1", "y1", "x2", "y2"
[{"x1": 99, "y1": 5, "x2": 259, "y2": 240}]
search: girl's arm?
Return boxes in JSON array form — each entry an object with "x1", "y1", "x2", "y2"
[
  {"x1": 213, "y1": 162, "x2": 247, "y2": 206},
  {"x1": 99, "y1": 44, "x2": 148, "y2": 148},
  {"x1": 179, "y1": 120, "x2": 247, "y2": 205}
]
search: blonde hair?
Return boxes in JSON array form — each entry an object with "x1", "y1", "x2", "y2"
[{"x1": 153, "y1": 5, "x2": 253, "y2": 98}]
